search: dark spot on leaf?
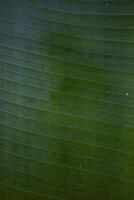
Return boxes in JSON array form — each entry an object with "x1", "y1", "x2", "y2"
[{"x1": 103, "y1": 52, "x2": 112, "y2": 59}]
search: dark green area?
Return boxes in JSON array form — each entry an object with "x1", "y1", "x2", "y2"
[{"x1": 0, "y1": 0, "x2": 134, "y2": 199}]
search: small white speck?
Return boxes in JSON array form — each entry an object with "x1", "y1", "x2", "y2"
[
  {"x1": 126, "y1": 93, "x2": 128, "y2": 96},
  {"x1": 106, "y1": 3, "x2": 109, "y2": 6}
]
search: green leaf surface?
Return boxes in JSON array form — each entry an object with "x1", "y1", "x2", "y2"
[{"x1": 0, "y1": 0, "x2": 134, "y2": 199}]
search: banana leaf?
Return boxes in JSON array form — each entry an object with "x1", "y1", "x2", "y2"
[{"x1": 0, "y1": 0, "x2": 134, "y2": 199}]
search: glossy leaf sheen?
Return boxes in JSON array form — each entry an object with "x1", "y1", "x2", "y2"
[{"x1": 0, "y1": 0, "x2": 134, "y2": 199}]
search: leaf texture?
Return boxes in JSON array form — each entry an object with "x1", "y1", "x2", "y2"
[{"x1": 0, "y1": 0, "x2": 134, "y2": 199}]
